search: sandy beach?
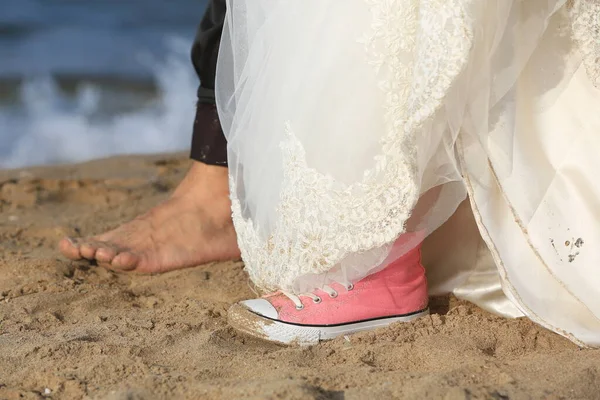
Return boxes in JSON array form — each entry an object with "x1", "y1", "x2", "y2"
[{"x1": 1, "y1": 153, "x2": 599, "y2": 400}]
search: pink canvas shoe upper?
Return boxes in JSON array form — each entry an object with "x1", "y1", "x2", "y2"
[{"x1": 241, "y1": 243, "x2": 428, "y2": 326}]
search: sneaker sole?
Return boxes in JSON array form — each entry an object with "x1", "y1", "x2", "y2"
[{"x1": 228, "y1": 303, "x2": 430, "y2": 345}]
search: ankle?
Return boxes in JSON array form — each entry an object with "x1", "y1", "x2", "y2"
[{"x1": 172, "y1": 161, "x2": 230, "y2": 200}]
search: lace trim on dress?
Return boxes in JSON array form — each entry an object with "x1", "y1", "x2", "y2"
[
  {"x1": 569, "y1": 0, "x2": 600, "y2": 88},
  {"x1": 230, "y1": 0, "x2": 475, "y2": 292}
]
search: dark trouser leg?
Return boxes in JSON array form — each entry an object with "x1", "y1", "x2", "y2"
[{"x1": 190, "y1": 0, "x2": 228, "y2": 166}]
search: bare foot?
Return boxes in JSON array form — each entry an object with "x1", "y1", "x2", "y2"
[{"x1": 58, "y1": 162, "x2": 240, "y2": 273}]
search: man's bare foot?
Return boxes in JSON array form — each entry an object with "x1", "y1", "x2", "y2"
[{"x1": 58, "y1": 162, "x2": 240, "y2": 273}]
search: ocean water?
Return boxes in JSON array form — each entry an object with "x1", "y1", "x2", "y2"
[{"x1": 0, "y1": 0, "x2": 208, "y2": 168}]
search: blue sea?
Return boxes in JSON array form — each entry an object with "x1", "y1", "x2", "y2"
[{"x1": 0, "y1": 0, "x2": 208, "y2": 168}]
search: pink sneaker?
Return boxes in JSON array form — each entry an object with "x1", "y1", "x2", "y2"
[{"x1": 228, "y1": 244, "x2": 429, "y2": 345}]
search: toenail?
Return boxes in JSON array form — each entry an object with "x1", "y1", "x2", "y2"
[{"x1": 67, "y1": 237, "x2": 80, "y2": 246}]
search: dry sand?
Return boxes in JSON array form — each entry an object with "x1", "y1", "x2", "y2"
[{"x1": 0, "y1": 153, "x2": 598, "y2": 400}]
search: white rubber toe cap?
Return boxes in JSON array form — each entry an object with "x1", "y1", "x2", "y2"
[{"x1": 240, "y1": 299, "x2": 279, "y2": 319}]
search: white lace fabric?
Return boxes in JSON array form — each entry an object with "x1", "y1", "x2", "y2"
[
  {"x1": 219, "y1": 0, "x2": 474, "y2": 293},
  {"x1": 569, "y1": 0, "x2": 600, "y2": 88}
]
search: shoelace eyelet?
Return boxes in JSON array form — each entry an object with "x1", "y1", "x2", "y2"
[
  {"x1": 328, "y1": 291, "x2": 338, "y2": 298},
  {"x1": 346, "y1": 283, "x2": 354, "y2": 291},
  {"x1": 296, "y1": 304, "x2": 305, "y2": 310},
  {"x1": 313, "y1": 296, "x2": 322, "y2": 304}
]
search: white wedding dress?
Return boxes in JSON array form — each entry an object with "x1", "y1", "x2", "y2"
[{"x1": 215, "y1": 0, "x2": 600, "y2": 347}]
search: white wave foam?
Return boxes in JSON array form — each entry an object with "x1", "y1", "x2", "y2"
[{"x1": 0, "y1": 37, "x2": 197, "y2": 169}]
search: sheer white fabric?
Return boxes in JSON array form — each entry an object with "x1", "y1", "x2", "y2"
[{"x1": 216, "y1": 0, "x2": 600, "y2": 346}]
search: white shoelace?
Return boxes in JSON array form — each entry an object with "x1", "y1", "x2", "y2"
[{"x1": 282, "y1": 282, "x2": 354, "y2": 310}]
